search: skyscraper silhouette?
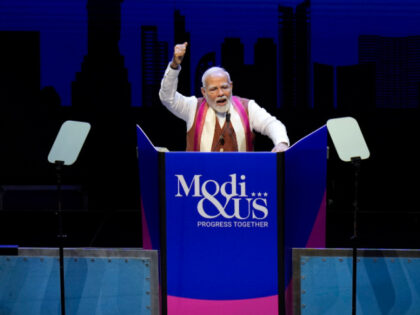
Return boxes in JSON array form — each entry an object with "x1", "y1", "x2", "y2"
[
  {"x1": 221, "y1": 38, "x2": 249, "y2": 96},
  {"x1": 295, "y1": 0, "x2": 311, "y2": 109},
  {"x1": 72, "y1": 0, "x2": 131, "y2": 109},
  {"x1": 359, "y1": 35, "x2": 420, "y2": 108},
  {"x1": 174, "y1": 10, "x2": 191, "y2": 96},
  {"x1": 0, "y1": 31, "x2": 40, "y2": 107},
  {"x1": 195, "y1": 52, "x2": 216, "y2": 95},
  {"x1": 70, "y1": 0, "x2": 139, "y2": 211},
  {"x1": 313, "y1": 62, "x2": 334, "y2": 111},
  {"x1": 255, "y1": 38, "x2": 277, "y2": 109},
  {"x1": 0, "y1": 31, "x2": 48, "y2": 186},
  {"x1": 142, "y1": 26, "x2": 169, "y2": 107},
  {"x1": 221, "y1": 37, "x2": 245, "y2": 73},
  {"x1": 336, "y1": 63, "x2": 375, "y2": 111},
  {"x1": 278, "y1": 5, "x2": 295, "y2": 109},
  {"x1": 278, "y1": 0, "x2": 311, "y2": 109}
]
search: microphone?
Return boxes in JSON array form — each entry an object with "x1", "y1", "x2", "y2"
[
  {"x1": 218, "y1": 111, "x2": 230, "y2": 147},
  {"x1": 219, "y1": 135, "x2": 225, "y2": 146}
]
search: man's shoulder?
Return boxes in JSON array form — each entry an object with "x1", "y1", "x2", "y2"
[
  {"x1": 233, "y1": 96, "x2": 251, "y2": 109},
  {"x1": 234, "y1": 95, "x2": 249, "y2": 102}
]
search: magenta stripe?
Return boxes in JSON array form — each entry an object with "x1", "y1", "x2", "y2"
[
  {"x1": 194, "y1": 99, "x2": 208, "y2": 151},
  {"x1": 285, "y1": 279, "x2": 293, "y2": 315},
  {"x1": 232, "y1": 96, "x2": 253, "y2": 151},
  {"x1": 140, "y1": 198, "x2": 152, "y2": 250},
  {"x1": 167, "y1": 295, "x2": 278, "y2": 315},
  {"x1": 305, "y1": 190, "x2": 327, "y2": 248}
]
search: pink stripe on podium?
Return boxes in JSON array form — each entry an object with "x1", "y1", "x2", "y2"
[
  {"x1": 285, "y1": 280, "x2": 293, "y2": 315},
  {"x1": 305, "y1": 190, "x2": 326, "y2": 248},
  {"x1": 141, "y1": 198, "x2": 152, "y2": 250},
  {"x1": 167, "y1": 295, "x2": 278, "y2": 315}
]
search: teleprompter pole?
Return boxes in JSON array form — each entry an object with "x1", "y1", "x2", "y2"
[
  {"x1": 55, "y1": 160, "x2": 66, "y2": 315},
  {"x1": 351, "y1": 156, "x2": 361, "y2": 315}
]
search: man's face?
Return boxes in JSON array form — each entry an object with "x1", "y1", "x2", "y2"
[{"x1": 201, "y1": 72, "x2": 233, "y2": 113}]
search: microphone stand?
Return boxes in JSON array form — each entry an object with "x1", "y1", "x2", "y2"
[{"x1": 55, "y1": 160, "x2": 66, "y2": 315}]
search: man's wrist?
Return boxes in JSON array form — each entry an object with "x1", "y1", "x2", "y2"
[
  {"x1": 271, "y1": 142, "x2": 289, "y2": 152},
  {"x1": 170, "y1": 61, "x2": 180, "y2": 70}
]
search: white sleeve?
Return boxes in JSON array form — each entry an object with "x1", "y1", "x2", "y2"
[
  {"x1": 159, "y1": 63, "x2": 197, "y2": 131},
  {"x1": 248, "y1": 100, "x2": 290, "y2": 146}
]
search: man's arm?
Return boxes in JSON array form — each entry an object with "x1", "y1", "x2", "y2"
[
  {"x1": 159, "y1": 42, "x2": 196, "y2": 127},
  {"x1": 248, "y1": 100, "x2": 290, "y2": 152}
]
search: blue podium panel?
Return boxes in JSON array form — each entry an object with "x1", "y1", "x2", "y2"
[
  {"x1": 0, "y1": 248, "x2": 159, "y2": 315},
  {"x1": 293, "y1": 248, "x2": 420, "y2": 315},
  {"x1": 165, "y1": 152, "x2": 280, "y2": 315},
  {"x1": 0, "y1": 256, "x2": 61, "y2": 314},
  {"x1": 137, "y1": 125, "x2": 161, "y2": 250},
  {"x1": 283, "y1": 126, "x2": 328, "y2": 314},
  {"x1": 65, "y1": 257, "x2": 151, "y2": 314}
]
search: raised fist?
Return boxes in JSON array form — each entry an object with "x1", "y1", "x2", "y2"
[{"x1": 171, "y1": 42, "x2": 188, "y2": 69}]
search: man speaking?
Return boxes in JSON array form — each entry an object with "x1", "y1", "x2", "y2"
[{"x1": 159, "y1": 42, "x2": 290, "y2": 152}]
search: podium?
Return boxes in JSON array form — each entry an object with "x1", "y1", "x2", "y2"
[{"x1": 136, "y1": 125, "x2": 327, "y2": 315}]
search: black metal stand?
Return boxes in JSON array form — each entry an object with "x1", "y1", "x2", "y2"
[
  {"x1": 55, "y1": 160, "x2": 66, "y2": 315},
  {"x1": 350, "y1": 156, "x2": 361, "y2": 315}
]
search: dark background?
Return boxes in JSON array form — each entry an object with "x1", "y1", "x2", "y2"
[{"x1": 0, "y1": 0, "x2": 419, "y2": 249}]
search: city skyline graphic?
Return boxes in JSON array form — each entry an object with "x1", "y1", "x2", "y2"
[{"x1": 1, "y1": 0, "x2": 420, "y2": 108}]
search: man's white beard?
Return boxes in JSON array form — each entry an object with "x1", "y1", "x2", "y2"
[{"x1": 206, "y1": 96, "x2": 231, "y2": 113}]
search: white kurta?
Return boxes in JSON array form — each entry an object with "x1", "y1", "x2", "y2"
[{"x1": 159, "y1": 64, "x2": 289, "y2": 151}]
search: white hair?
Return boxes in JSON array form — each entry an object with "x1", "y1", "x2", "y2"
[{"x1": 201, "y1": 67, "x2": 232, "y2": 88}]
